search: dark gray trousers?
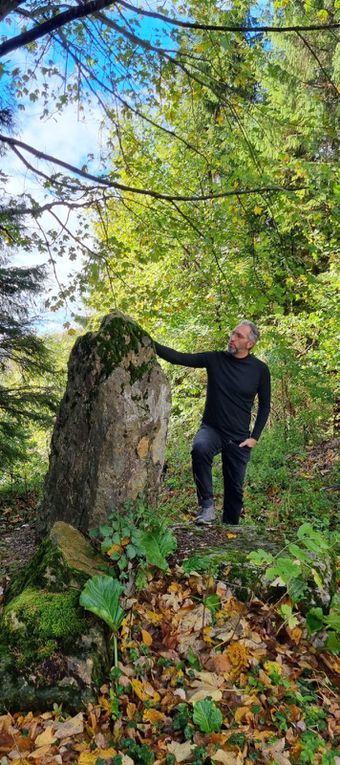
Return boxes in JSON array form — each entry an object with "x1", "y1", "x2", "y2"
[{"x1": 191, "y1": 424, "x2": 251, "y2": 525}]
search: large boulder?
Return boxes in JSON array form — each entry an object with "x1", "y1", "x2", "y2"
[
  {"x1": 171, "y1": 524, "x2": 336, "y2": 609},
  {"x1": 0, "y1": 523, "x2": 110, "y2": 713},
  {"x1": 40, "y1": 312, "x2": 171, "y2": 533}
]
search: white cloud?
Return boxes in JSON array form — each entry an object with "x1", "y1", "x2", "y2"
[{"x1": 2, "y1": 97, "x2": 108, "y2": 329}]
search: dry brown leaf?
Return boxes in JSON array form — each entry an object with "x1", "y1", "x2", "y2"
[
  {"x1": 205, "y1": 653, "x2": 232, "y2": 674},
  {"x1": 234, "y1": 706, "x2": 254, "y2": 725},
  {"x1": 118, "y1": 754, "x2": 135, "y2": 765},
  {"x1": 167, "y1": 740, "x2": 195, "y2": 762},
  {"x1": 211, "y1": 750, "x2": 243, "y2": 765},
  {"x1": 27, "y1": 744, "x2": 53, "y2": 759},
  {"x1": 193, "y1": 671, "x2": 225, "y2": 688},
  {"x1": 179, "y1": 603, "x2": 212, "y2": 634},
  {"x1": 187, "y1": 686, "x2": 223, "y2": 704},
  {"x1": 34, "y1": 726, "x2": 56, "y2": 748},
  {"x1": 0, "y1": 715, "x2": 13, "y2": 734},
  {"x1": 53, "y1": 712, "x2": 84, "y2": 739},
  {"x1": 286, "y1": 626, "x2": 303, "y2": 645}
]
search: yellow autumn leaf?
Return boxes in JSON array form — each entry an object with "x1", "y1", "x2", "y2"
[
  {"x1": 131, "y1": 678, "x2": 160, "y2": 704},
  {"x1": 98, "y1": 695, "x2": 111, "y2": 712},
  {"x1": 34, "y1": 726, "x2": 56, "y2": 747},
  {"x1": 253, "y1": 205, "x2": 263, "y2": 215},
  {"x1": 143, "y1": 709, "x2": 166, "y2": 724},
  {"x1": 264, "y1": 661, "x2": 282, "y2": 676},
  {"x1": 126, "y1": 702, "x2": 137, "y2": 720},
  {"x1": 141, "y1": 628, "x2": 153, "y2": 646},
  {"x1": 106, "y1": 543, "x2": 122, "y2": 556},
  {"x1": 234, "y1": 706, "x2": 254, "y2": 724},
  {"x1": 226, "y1": 533, "x2": 237, "y2": 539},
  {"x1": 121, "y1": 536, "x2": 130, "y2": 546},
  {"x1": 203, "y1": 625, "x2": 214, "y2": 644},
  {"x1": 144, "y1": 609, "x2": 163, "y2": 625},
  {"x1": 79, "y1": 750, "x2": 117, "y2": 765}
]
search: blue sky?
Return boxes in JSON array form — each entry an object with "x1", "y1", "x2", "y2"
[{"x1": 0, "y1": 4, "x2": 174, "y2": 330}]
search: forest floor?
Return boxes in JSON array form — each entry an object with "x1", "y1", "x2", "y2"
[
  {"x1": 0, "y1": 439, "x2": 339, "y2": 765},
  {"x1": 0, "y1": 437, "x2": 338, "y2": 587}
]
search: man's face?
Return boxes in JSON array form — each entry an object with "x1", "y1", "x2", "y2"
[{"x1": 228, "y1": 324, "x2": 254, "y2": 356}]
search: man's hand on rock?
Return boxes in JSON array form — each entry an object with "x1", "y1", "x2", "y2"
[{"x1": 239, "y1": 437, "x2": 257, "y2": 448}]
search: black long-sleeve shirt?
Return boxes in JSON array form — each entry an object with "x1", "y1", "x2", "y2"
[{"x1": 154, "y1": 342, "x2": 271, "y2": 442}]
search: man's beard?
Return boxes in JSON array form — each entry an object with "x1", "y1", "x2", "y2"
[{"x1": 228, "y1": 343, "x2": 237, "y2": 354}]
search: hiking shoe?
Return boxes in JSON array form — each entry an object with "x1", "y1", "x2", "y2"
[{"x1": 195, "y1": 505, "x2": 216, "y2": 524}]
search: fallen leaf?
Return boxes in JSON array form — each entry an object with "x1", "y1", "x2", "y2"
[
  {"x1": 106, "y1": 543, "x2": 122, "y2": 556},
  {"x1": 187, "y1": 686, "x2": 223, "y2": 704},
  {"x1": 143, "y1": 709, "x2": 166, "y2": 724},
  {"x1": 193, "y1": 671, "x2": 225, "y2": 688},
  {"x1": 28, "y1": 744, "x2": 52, "y2": 759},
  {"x1": 119, "y1": 754, "x2": 134, "y2": 765},
  {"x1": 126, "y1": 702, "x2": 137, "y2": 720},
  {"x1": 141, "y1": 629, "x2": 153, "y2": 646},
  {"x1": 167, "y1": 740, "x2": 195, "y2": 762},
  {"x1": 53, "y1": 712, "x2": 84, "y2": 739},
  {"x1": 78, "y1": 747, "x2": 117, "y2": 764},
  {"x1": 206, "y1": 653, "x2": 232, "y2": 674},
  {"x1": 211, "y1": 750, "x2": 241, "y2": 765},
  {"x1": 131, "y1": 678, "x2": 160, "y2": 704},
  {"x1": 34, "y1": 726, "x2": 56, "y2": 747},
  {"x1": 234, "y1": 706, "x2": 254, "y2": 725}
]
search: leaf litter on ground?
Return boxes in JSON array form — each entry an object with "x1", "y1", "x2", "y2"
[{"x1": 0, "y1": 565, "x2": 339, "y2": 765}]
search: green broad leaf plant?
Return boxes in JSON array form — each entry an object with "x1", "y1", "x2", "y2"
[
  {"x1": 79, "y1": 574, "x2": 125, "y2": 666},
  {"x1": 192, "y1": 698, "x2": 223, "y2": 734},
  {"x1": 248, "y1": 523, "x2": 339, "y2": 653}
]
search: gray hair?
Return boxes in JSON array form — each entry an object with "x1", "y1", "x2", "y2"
[{"x1": 239, "y1": 320, "x2": 260, "y2": 344}]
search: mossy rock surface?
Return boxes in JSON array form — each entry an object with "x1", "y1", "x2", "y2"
[
  {"x1": 0, "y1": 622, "x2": 108, "y2": 713},
  {"x1": 0, "y1": 523, "x2": 110, "y2": 713},
  {"x1": 171, "y1": 523, "x2": 335, "y2": 607},
  {"x1": 9, "y1": 521, "x2": 105, "y2": 597}
]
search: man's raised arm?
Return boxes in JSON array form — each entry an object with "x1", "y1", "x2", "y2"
[{"x1": 154, "y1": 341, "x2": 212, "y2": 368}]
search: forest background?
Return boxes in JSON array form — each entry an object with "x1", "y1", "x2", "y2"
[{"x1": 0, "y1": 0, "x2": 339, "y2": 532}]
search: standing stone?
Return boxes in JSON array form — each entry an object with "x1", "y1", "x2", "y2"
[{"x1": 40, "y1": 312, "x2": 171, "y2": 533}]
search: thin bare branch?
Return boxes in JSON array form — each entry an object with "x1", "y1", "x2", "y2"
[
  {"x1": 118, "y1": 0, "x2": 340, "y2": 34},
  {"x1": 2, "y1": 0, "x2": 338, "y2": 60},
  {"x1": 0, "y1": 133, "x2": 306, "y2": 202}
]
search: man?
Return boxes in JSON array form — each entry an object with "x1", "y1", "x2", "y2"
[{"x1": 154, "y1": 321, "x2": 270, "y2": 525}]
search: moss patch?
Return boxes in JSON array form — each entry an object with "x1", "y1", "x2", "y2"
[
  {"x1": 2, "y1": 587, "x2": 86, "y2": 669},
  {"x1": 95, "y1": 314, "x2": 155, "y2": 383}
]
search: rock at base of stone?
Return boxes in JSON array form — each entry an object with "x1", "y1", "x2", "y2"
[
  {"x1": 39, "y1": 311, "x2": 171, "y2": 534},
  {"x1": 171, "y1": 524, "x2": 335, "y2": 609},
  {"x1": 0, "y1": 523, "x2": 110, "y2": 714}
]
